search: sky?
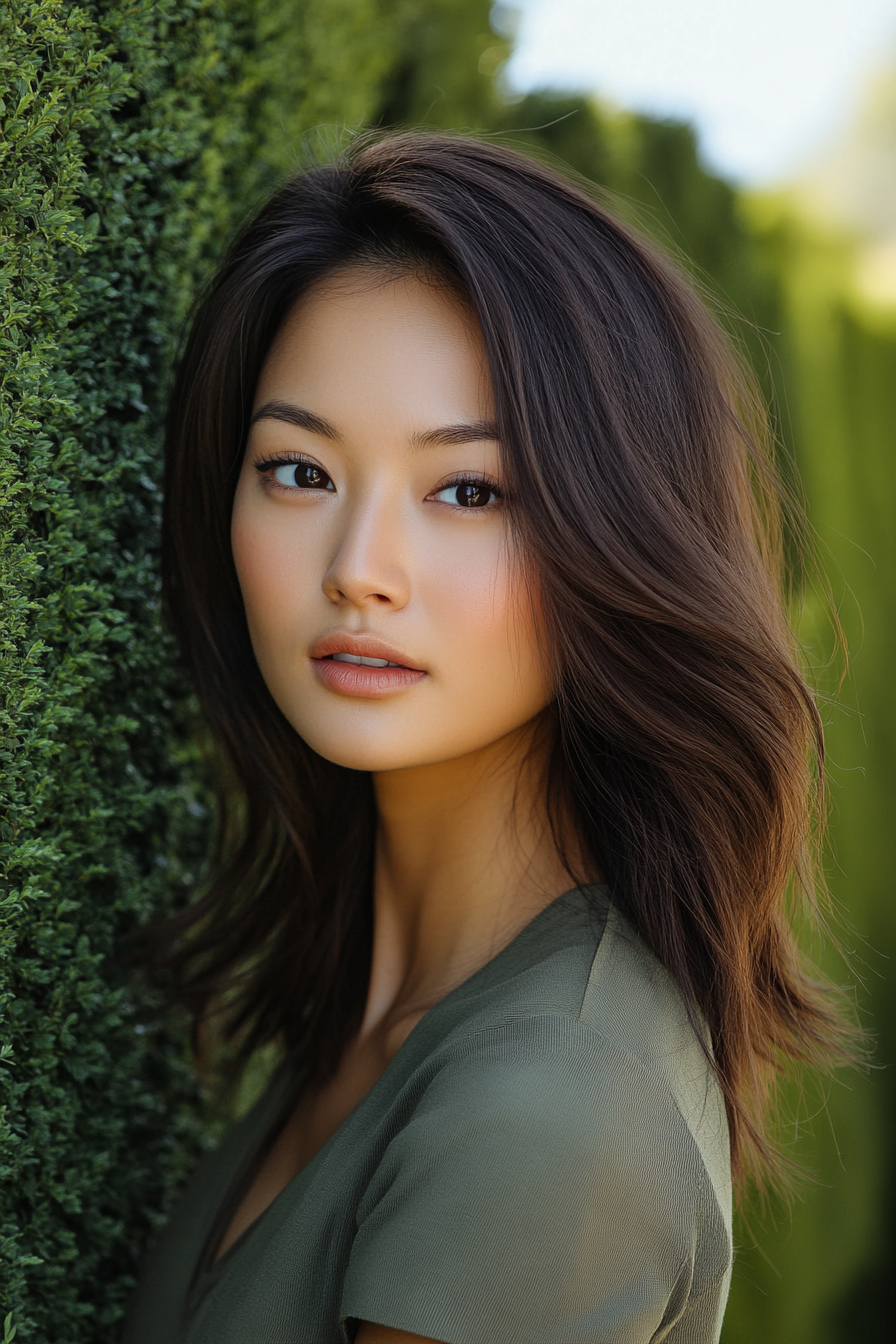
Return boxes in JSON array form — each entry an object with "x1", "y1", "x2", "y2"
[{"x1": 502, "y1": 0, "x2": 896, "y2": 185}]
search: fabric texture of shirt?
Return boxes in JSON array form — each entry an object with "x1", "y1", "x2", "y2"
[{"x1": 123, "y1": 885, "x2": 733, "y2": 1344}]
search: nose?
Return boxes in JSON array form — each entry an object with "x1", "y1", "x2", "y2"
[{"x1": 321, "y1": 490, "x2": 411, "y2": 611}]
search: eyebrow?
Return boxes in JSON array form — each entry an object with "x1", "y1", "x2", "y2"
[
  {"x1": 410, "y1": 420, "x2": 499, "y2": 449},
  {"x1": 251, "y1": 399, "x2": 498, "y2": 450},
  {"x1": 251, "y1": 400, "x2": 340, "y2": 440}
]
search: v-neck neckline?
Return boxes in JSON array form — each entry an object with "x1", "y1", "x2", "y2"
[{"x1": 189, "y1": 883, "x2": 609, "y2": 1304}]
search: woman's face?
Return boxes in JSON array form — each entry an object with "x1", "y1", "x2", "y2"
[{"x1": 231, "y1": 267, "x2": 552, "y2": 774}]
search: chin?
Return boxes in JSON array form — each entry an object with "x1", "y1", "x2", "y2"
[
  {"x1": 296, "y1": 722, "x2": 491, "y2": 776},
  {"x1": 294, "y1": 725, "x2": 428, "y2": 774}
]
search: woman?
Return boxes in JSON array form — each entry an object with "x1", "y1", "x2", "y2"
[{"x1": 126, "y1": 132, "x2": 849, "y2": 1344}]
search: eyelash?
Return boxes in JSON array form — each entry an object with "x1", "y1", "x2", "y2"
[
  {"x1": 254, "y1": 454, "x2": 505, "y2": 509},
  {"x1": 439, "y1": 472, "x2": 504, "y2": 508},
  {"x1": 255, "y1": 454, "x2": 332, "y2": 489}
]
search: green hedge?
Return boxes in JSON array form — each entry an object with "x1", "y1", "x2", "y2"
[
  {"x1": 0, "y1": 2, "x2": 499, "y2": 1338},
  {"x1": 717, "y1": 225, "x2": 896, "y2": 1344}
]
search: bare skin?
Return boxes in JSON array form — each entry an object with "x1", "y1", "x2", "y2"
[
  {"x1": 225, "y1": 268, "x2": 593, "y2": 1339},
  {"x1": 356, "y1": 1325, "x2": 438, "y2": 1344}
]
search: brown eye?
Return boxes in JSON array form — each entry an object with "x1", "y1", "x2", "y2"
[
  {"x1": 434, "y1": 481, "x2": 499, "y2": 508},
  {"x1": 272, "y1": 461, "x2": 335, "y2": 490}
]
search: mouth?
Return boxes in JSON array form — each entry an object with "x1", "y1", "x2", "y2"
[
  {"x1": 325, "y1": 652, "x2": 404, "y2": 668},
  {"x1": 309, "y1": 631, "x2": 427, "y2": 698}
]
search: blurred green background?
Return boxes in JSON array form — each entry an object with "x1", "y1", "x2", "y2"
[{"x1": 1, "y1": 1, "x2": 892, "y2": 1340}]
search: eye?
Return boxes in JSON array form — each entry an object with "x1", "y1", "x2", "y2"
[
  {"x1": 269, "y1": 460, "x2": 335, "y2": 491},
  {"x1": 432, "y1": 479, "x2": 501, "y2": 509}
]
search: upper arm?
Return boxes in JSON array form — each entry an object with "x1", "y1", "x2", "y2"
[{"x1": 355, "y1": 1326, "x2": 443, "y2": 1344}]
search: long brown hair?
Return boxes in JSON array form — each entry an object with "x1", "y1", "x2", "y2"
[{"x1": 154, "y1": 131, "x2": 852, "y2": 1192}]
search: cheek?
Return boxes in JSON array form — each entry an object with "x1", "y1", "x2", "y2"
[
  {"x1": 423, "y1": 538, "x2": 548, "y2": 707},
  {"x1": 231, "y1": 494, "x2": 316, "y2": 658}
]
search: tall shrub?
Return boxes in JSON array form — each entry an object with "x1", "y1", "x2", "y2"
[
  {"x1": 717, "y1": 219, "x2": 896, "y2": 1344},
  {"x1": 0, "y1": 1, "x2": 459, "y2": 1338}
]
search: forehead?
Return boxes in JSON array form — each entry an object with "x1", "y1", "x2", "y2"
[{"x1": 254, "y1": 269, "x2": 493, "y2": 422}]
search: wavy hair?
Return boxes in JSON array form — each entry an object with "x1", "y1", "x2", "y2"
[{"x1": 152, "y1": 131, "x2": 853, "y2": 1192}]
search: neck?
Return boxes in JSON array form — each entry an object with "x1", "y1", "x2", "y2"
[{"x1": 361, "y1": 713, "x2": 586, "y2": 1037}]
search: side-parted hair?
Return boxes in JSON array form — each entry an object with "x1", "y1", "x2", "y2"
[{"x1": 155, "y1": 131, "x2": 852, "y2": 1192}]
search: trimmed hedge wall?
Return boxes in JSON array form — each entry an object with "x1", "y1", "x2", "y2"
[{"x1": 0, "y1": 2, "x2": 502, "y2": 1338}]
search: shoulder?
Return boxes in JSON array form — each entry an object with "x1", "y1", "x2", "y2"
[
  {"x1": 403, "y1": 1011, "x2": 722, "y2": 1224},
  {"x1": 344, "y1": 902, "x2": 732, "y2": 1342},
  {"x1": 434, "y1": 899, "x2": 727, "y2": 1133},
  {"x1": 368, "y1": 900, "x2": 730, "y2": 1229},
  {"x1": 578, "y1": 901, "x2": 733, "y2": 1224}
]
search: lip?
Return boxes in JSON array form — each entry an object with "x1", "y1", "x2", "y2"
[
  {"x1": 309, "y1": 630, "x2": 427, "y2": 699},
  {"x1": 309, "y1": 631, "x2": 425, "y2": 670}
]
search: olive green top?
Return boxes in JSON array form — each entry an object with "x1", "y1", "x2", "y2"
[{"x1": 124, "y1": 887, "x2": 732, "y2": 1344}]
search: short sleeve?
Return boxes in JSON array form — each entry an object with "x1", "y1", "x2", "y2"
[{"x1": 341, "y1": 1016, "x2": 730, "y2": 1344}]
